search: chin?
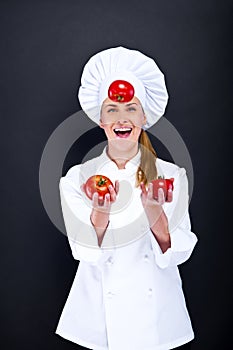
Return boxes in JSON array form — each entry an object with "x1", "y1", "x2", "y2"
[{"x1": 109, "y1": 138, "x2": 138, "y2": 151}]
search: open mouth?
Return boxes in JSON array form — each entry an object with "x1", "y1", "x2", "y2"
[{"x1": 113, "y1": 127, "x2": 132, "y2": 138}]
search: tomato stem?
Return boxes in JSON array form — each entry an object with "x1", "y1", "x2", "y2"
[{"x1": 97, "y1": 176, "x2": 106, "y2": 186}]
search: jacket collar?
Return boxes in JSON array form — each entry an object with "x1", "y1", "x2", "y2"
[{"x1": 98, "y1": 145, "x2": 141, "y2": 174}]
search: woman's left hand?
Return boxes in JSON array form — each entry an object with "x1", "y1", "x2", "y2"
[
  {"x1": 140, "y1": 182, "x2": 173, "y2": 245},
  {"x1": 140, "y1": 182, "x2": 173, "y2": 208}
]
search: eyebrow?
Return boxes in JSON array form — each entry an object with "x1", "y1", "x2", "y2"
[{"x1": 103, "y1": 102, "x2": 138, "y2": 108}]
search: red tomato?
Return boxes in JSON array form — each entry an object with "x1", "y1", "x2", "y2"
[
  {"x1": 108, "y1": 80, "x2": 135, "y2": 103},
  {"x1": 84, "y1": 175, "x2": 114, "y2": 200},
  {"x1": 151, "y1": 177, "x2": 174, "y2": 201}
]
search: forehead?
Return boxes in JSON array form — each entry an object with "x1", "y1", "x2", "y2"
[{"x1": 102, "y1": 96, "x2": 141, "y2": 107}]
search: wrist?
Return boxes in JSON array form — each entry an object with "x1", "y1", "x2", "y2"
[
  {"x1": 90, "y1": 209, "x2": 109, "y2": 230},
  {"x1": 151, "y1": 227, "x2": 170, "y2": 243},
  {"x1": 90, "y1": 212, "x2": 110, "y2": 247},
  {"x1": 145, "y1": 206, "x2": 166, "y2": 227},
  {"x1": 150, "y1": 213, "x2": 171, "y2": 253},
  {"x1": 149, "y1": 210, "x2": 169, "y2": 237}
]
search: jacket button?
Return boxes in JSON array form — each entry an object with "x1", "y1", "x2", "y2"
[
  {"x1": 106, "y1": 257, "x2": 113, "y2": 266},
  {"x1": 148, "y1": 288, "x2": 153, "y2": 296},
  {"x1": 107, "y1": 291, "x2": 114, "y2": 298},
  {"x1": 144, "y1": 254, "x2": 149, "y2": 262}
]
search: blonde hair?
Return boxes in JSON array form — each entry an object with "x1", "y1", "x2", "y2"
[{"x1": 136, "y1": 130, "x2": 158, "y2": 187}]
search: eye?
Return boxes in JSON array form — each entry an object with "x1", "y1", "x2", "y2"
[
  {"x1": 127, "y1": 107, "x2": 136, "y2": 112},
  {"x1": 107, "y1": 108, "x2": 118, "y2": 113}
]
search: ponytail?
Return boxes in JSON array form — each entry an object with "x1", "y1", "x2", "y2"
[{"x1": 136, "y1": 130, "x2": 158, "y2": 187}]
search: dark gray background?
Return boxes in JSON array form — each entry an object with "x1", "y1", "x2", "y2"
[{"x1": 1, "y1": 1, "x2": 232, "y2": 349}]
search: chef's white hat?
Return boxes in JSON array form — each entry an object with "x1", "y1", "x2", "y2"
[{"x1": 78, "y1": 46, "x2": 168, "y2": 129}]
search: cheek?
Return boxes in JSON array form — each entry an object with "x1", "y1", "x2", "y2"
[
  {"x1": 101, "y1": 116, "x2": 115, "y2": 128},
  {"x1": 102, "y1": 125, "x2": 114, "y2": 138},
  {"x1": 132, "y1": 127, "x2": 142, "y2": 139},
  {"x1": 136, "y1": 127, "x2": 142, "y2": 136},
  {"x1": 132, "y1": 113, "x2": 146, "y2": 126},
  {"x1": 132, "y1": 120, "x2": 144, "y2": 130}
]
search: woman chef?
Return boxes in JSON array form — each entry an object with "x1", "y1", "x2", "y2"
[{"x1": 55, "y1": 47, "x2": 198, "y2": 350}]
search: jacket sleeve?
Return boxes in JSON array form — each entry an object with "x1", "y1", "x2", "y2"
[
  {"x1": 149, "y1": 167, "x2": 198, "y2": 269},
  {"x1": 59, "y1": 166, "x2": 110, "y2": 264}
]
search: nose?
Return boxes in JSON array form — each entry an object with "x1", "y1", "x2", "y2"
[
  {"x1": 115, "y1": 108, "x2": 130, "y2": 122},
  {"x1": 116, "y1": 112, "x2": 130, "y2": 124},
  {"x1": 117, "y1": 119, "x2": 129, "y2": 124}
]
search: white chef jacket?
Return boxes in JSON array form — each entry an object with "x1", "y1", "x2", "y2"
[{"x1": 55, "y1": 146, "x2": 198, "y2": 350}]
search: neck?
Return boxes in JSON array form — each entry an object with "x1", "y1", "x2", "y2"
[{"x1": 106, "y1": 142, "x2": 139, "y2": 169}]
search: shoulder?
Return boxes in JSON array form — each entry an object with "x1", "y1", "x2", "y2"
[
  {"x1": 156, "y1": 157, "x2": 180, "y2": 176},
  {"x1": 156, "y1": 157, "x2": 188, "y2": 187},
  {"x1": 61, "y1": 154, "x2": 102, "y2": 182}
]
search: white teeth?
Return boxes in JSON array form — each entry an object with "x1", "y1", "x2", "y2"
[{"x1": 114, "y1": 128, "x2": 132, "y2": 132}]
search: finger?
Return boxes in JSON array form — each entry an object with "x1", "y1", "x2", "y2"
[
  {"x1": 92, "y1": 192, "x2": 99, "y2": 208},
  {"x1": 115, "y1": 180, "x2": 120, "y2": 195},
  {"x1": 98, "y1": 195, "x2": 104, "y2": 206},
  {"x1": 108, "y1": 184, "x2": 116, "y2": 202},
  {"x1": 147, "y1": 182, "x2": 154, "y2": 200},
  {"x1": 80, "y1": 184, "x2": 85, "y2": 193},
  {"x1": 140, "y1": 182, "x2": 147, "y2": 195},
  {"x1": 158, "y1": 187, "x2": 165, "y2": 205},
  {"x1": 104, "y1": 193, "x2": 110, "y2": 208},
  {"x1": 166, "y1": 187, "x2": 173, "y2": 202}
]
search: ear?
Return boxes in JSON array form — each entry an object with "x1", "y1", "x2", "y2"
[
  {"x1": 99, "y1": 119, "x2": 104, "y2": 129},
  {"x1": 142, "y1": 114, "x2": 147, "y2": 126}
]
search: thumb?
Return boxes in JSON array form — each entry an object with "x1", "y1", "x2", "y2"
[{"x1": 140, "y1": 182, "x2": 147, "y2": 195}]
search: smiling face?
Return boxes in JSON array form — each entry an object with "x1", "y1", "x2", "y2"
[{"x1": 100, "y1": 96, "x2": 146, "y2": 146}]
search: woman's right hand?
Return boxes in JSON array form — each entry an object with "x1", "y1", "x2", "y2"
[{"x1": 81, "y1": 181, "x2": 119, "y2": 245}]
